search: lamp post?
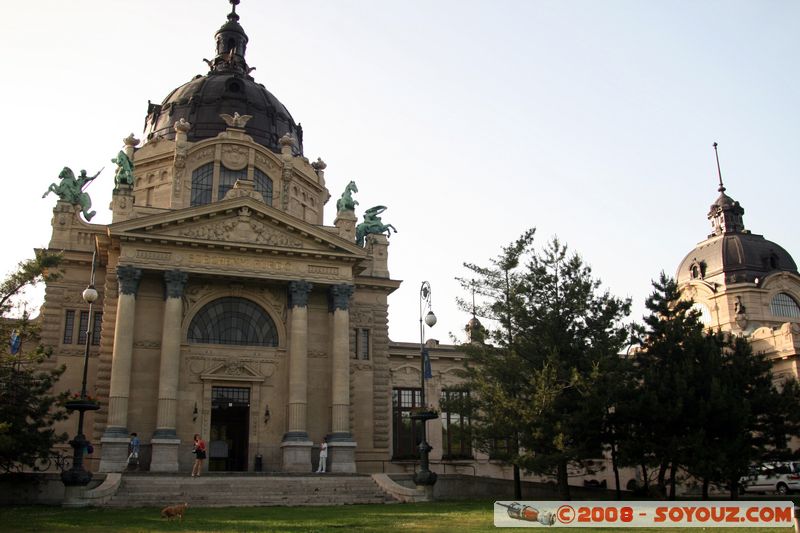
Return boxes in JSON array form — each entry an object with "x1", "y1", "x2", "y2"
[
  {"x1": 412, "y1": 281, "x2": 438, "y2": 487},
  {"x1": 61, "y1": 252, "x2": 100, "y2": 488}
]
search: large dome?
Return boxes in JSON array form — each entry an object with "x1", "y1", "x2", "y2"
[
  {"x1": 676, "y1": 181, "x2": 797, "y2": 286},
  {"x1": 142, "y1": 2, "x2": 303, "y2": 155},
  {"x1": 676, "y1": 232, "x2": 798, "y2": 286}
]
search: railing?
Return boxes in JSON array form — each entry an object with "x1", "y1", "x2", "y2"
[{"x1": 357, "y1": 458, "x2": 478, "y2": 477}]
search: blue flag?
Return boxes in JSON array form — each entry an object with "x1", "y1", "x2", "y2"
[
  {"x1": 9, "y1": 331, "x2": 20, "y2": 355},
  {"x1": 423, "y1": 348, "x2": 432, "y2": 380}
]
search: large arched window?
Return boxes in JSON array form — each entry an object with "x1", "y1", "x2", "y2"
[
  {"x1": 188, "y1": 297, "x2": 278, "y2": 346},
  {"x1": 253, "y1": 168, "x2": 273, "y2": 205},
  {"x1": 190, "y1": 163, "x2": 213, "y2": 206},
  {"x1": 770, "y1": 293, "x2": 800, "y2": 319}
]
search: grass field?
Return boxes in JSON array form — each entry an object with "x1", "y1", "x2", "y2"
[{"x1": 0, "y1": 501, "x2": 796, "y2": 533}]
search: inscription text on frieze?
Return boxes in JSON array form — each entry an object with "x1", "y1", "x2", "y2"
[{"x1": 188, "y1": 252, "x2": 293, "y2": 273}]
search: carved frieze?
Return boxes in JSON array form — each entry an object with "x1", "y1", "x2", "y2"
[
  {"x1": 136, "y1": 250, "x2": 172, "y2": 262},
  {"x1": 187, "y1": 147, "x2": 215, "y2": 167},
  {"x1": 351, "y1": 308, "x2": 375, "y2": 328},
  {"x1": 254, "y1": 152, "x2": 278, "y2": 172},
  {"x1": 133, "y1": 340, "x2": 161, "y2": 349}
]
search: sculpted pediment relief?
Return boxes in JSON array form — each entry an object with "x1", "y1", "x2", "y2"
[
  {"x1": 164, "y1": 209, "x2": 312, "y2": 249},
  {"x1": 109, "y1": 196, "x2": 363, "y2": 257}
]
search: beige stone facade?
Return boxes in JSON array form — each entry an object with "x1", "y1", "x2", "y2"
[{"x1": 41, "y1": 121, "x2": 405, "y2": 474}]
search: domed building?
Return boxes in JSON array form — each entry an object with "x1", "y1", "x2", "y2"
[
  {"x1": 40, "y1": 1, "x2": 402, "y2": 476},
  {"x1": 676, "y1": 164, "x2": 800, "y2": 381}
]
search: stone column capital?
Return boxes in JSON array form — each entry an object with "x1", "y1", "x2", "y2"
[
  {"x1": 117, "y1": 266, "x2": 142, "y2": 296},
  {"x1": 163, "y1": 270, "x2": 188, "y2": 299},
  {"x1": 288, "y1": 280, "x2": 313, "y2": 308},
  {"x1": 329, "y1": 284, "x2": 354, "y2": 312}
]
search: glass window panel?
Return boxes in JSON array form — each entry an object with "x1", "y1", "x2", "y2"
[
  {"x1": 770, "y1": 293, "x2": 800, "y2": 319},
  {"x1": 77, "y1": 311, "x2": 90, "y2": 345},
  {"x1": 190, "y1": 163, "x2": 213, "y2": 206},
  {"x1": 63, "y1": 310, "x2": 75, "y2": 344},
  {"x1": 359, "y1": 329, "x2": 370, "y2": 360},
  {"x1": 92, "y1": 312, "x2": 103, "y2": 345},
  {"x1": 253, "y1": 168, "x2": 273, "y2": 205}
]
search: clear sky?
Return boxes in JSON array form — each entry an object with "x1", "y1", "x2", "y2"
[{"x1": 1, "y1": 0, "x2": 797, "y2": 344}]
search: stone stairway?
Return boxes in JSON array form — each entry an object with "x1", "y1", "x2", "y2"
[{"x1": 105, "y1": 473, "x2": 399, "y2": 507}]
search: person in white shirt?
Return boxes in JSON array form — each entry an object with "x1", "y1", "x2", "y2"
[{"x1": 316, "y1": 437, "x2": 328, "y2": 473}]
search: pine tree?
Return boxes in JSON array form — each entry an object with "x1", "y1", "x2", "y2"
[{"x1": 459, "y1": 233, "x2": 630, "y2": 500}]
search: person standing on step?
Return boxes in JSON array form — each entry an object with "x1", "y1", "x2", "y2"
[
  {"x1": 191, "y1": 433, "x2": 207, "y2": 477},
  {"x1": 316, "y1": 437, "x2": 328, "y2": 473},
  {"x1": 127, "y1": 432, "x2": 140, "y2": 470}
]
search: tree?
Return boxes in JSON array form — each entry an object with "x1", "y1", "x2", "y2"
[
  {"x1": 458, "y1": 232, "x2": 631, "y2": 500},
  {"x1": 620, "y1": 272, "x2": 800, "y2": 500},
  {"x1": 456, "y1": 228, "x2": 536, "y2": 499},
  {"x1": 0, "y1": 251, "x2": 67, "y2": 473},
  {"x1": 616, "y1": 272, "x2": 706, "y2": 499}
]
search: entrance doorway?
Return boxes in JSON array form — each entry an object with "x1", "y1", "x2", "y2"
[{"x1": 209, "y1": 386, "x2": 250, "y2": 471}]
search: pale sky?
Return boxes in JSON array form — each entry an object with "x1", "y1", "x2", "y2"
[{"x1": 1, "y1": 0, "x2": 798, "y2": 344}]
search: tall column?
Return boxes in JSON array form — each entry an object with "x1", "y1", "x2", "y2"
[
  {"x1": 328, "y1": 284, "x2": 357, "y2": 472},
  {"x1": 99, "y1": 266, "x2": 142, "y2": 473},
  {"x1": 151, "y1": 270, "x2": 188, "y2": 472},
  {"x1": 281, "y1": 280, "x2": 314, "y2": 471}
]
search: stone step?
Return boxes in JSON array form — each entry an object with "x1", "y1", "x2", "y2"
[{"x1": 105, "y1": 473, "x2": 396, "y2": 507}]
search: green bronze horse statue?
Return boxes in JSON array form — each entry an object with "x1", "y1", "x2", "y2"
[
  {"x1": 356, "y1": 205, "x2": 397, "y2": 246},
  {"x1": 42, "y1": 167, "x2": 100, "y2": 221}
]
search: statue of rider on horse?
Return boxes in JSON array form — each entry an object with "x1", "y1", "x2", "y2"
[{"x1": 42, "y1": 167, "x2": 101, "y2": 221}]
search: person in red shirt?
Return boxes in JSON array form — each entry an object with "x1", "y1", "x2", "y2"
[{"x1": 191, "y1": 434, "x2": 207, "y2": 477}]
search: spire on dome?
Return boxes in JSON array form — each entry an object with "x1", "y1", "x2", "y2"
[{"x1": 707, "y1": 142, "x2": 745, "y2": 237}]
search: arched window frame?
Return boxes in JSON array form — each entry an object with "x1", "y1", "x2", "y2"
[
  {"x1": 187, "y1": 296, "x2": 280, "y2": 346},
  {"x1": 187, "y1": 156, "x2": 278, "y2": 207},
  {"x1": 769, "y1": 292, "x2": 800, "y2": 320}
]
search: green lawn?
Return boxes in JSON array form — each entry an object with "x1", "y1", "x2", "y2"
[{"x1": 0, "y1": 501, "x2": 795, "y2": 532}]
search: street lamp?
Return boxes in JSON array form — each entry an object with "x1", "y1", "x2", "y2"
[
  {"x1": 61, "y1": 251, "x2": 100, "y2": 488},
  {"x1": 412, "y1": 281, "x2": 438, "y2": 488}
]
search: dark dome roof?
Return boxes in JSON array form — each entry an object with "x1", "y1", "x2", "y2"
[
  {"x1": 144, "y1": 74, "x2": 303, "y2": 155},
  {"x1": 677, "y1": 232, "x2": 798, "y2": 286},
  {"x1": 142, "y1": 2, "x2": 303, "y2": 155}
]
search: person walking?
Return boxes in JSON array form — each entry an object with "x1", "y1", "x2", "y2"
[
  {"x1": 191, "y1": 434, "x2": 207, "y2": 477},
  {"x1": 316, "y1": 437, "x2": 328, "y2": 473}
]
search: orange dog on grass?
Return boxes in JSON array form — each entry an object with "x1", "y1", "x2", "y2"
[{"x1": 161, "y1": 502, "x2": 189, "y2": 521}]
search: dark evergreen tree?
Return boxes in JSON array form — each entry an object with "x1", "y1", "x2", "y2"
[
  {"x1": 456, "y1": 228, "x2": 536, "y2": 499},
  {"x1": 458, "y1": 233, "x2": 630, "y2": 500}
]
